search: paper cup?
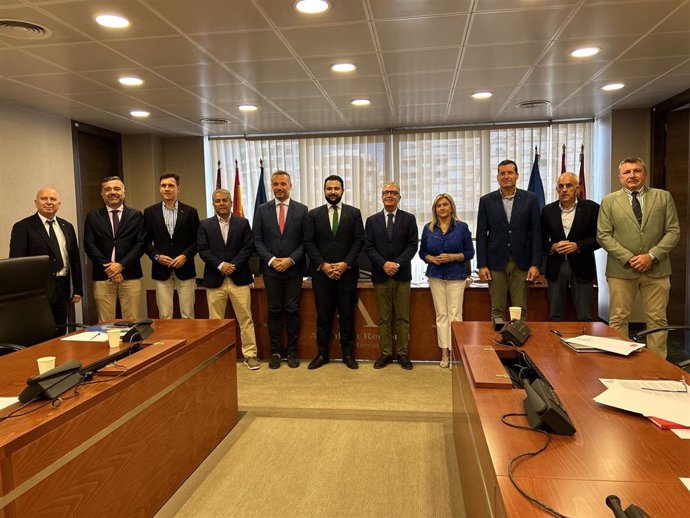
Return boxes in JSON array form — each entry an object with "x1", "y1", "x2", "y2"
[
  {"x1": 37, "y1": 356, "x2": 56, "y2": 374},
  {"x1": 509, "y1": 306, "x2": 522, "y2": 321},
  {"x1": 107, "y1": 329, "x2": 121, "y2": 348}
]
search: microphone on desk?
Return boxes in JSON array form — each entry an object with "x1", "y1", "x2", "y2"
[
  {"x1": 606, "y1": 495, "x2": 654, "y2": 518},
  {"x1": 631, "y1": 326, "x2": 690, "y2": 341}
]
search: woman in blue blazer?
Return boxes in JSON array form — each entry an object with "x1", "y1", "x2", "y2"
[{"x1": 419, "y1": 193, "x2": 475, "y2": 367}]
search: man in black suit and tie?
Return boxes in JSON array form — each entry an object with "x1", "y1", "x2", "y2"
[
  {"x1": 477, "y1": 159, "x2": 541, "y2": 322},
  {"x1": 304, "y1": 175, "x2": 364, "y2": 370},
  {"x1": 364, "y1": 182, "x2": 418, "y2": 370},
  {"x1": 253, "y1": 170, "x2": 308, "y2": 369},
  {"x1": 541, "y1": 172, "x2": 600, "y2": 321},
  {"x1": 84, "y1": 176, "x2": 146, "y2": 322},
  {"x1": 10, "y1": 187, "x2": 83, "y2": 332},
  {"x1": 197, "y1": 188, "x2": 260, "y2": 370},
  {"x1": 144, "y1": 173, "x2": 200, "y2": 319}
]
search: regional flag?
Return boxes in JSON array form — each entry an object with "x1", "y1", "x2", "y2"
[
  {"x1": 233, "y1": 159, "x2": 244, "y2": 217},
  {"x1": 216, "y1": 160, "x2": 222, "y2": 189},
  {"x1": 527, "y1": 146, "x2": 545, "y2": 210},
  {"x1": 578, "y1": 144, "x2": 587, "y2": 200}
]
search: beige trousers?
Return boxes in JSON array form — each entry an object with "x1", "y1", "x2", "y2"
[
  {"x1": 207, "y1": 277, "x2": 257, "y2": 358},
  {"x1": 154, "y1": 275, "x2": 196, "y2": 319},
  {"x1": 93, "y1": 278, "x2": 142, "y2": 323}
]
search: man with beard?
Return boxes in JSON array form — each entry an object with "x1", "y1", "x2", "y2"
[
  {"x1": 84, "y1": 176, "x2": 146, "y2": 322},
  {"x1": 303, "y1": 175, "x2": 364, "y2": 369}
]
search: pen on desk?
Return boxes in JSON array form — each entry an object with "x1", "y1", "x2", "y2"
[
  {"x1": 549, "y1": 329, "x2": 563, "y2": 337},
  {"x1": 90, "y1": 332, "x2": 99, "y2": 340}
]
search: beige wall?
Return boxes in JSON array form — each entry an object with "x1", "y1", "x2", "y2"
[{"x1": 0, "y1": 103, "x2": 76, "y2": 258}]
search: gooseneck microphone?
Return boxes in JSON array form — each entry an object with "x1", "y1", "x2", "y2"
[{"x1": 606, "y1": 495, "x2": 628, "y2": 518}]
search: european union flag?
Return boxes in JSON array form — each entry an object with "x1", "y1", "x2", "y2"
[{"x1": 254, "y1": 159, "x2": 267, "y2": 210}]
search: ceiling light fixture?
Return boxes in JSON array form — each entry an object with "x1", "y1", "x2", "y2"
[
  {"x1": 601, "y1": 83, "x2": 624, "y2": 91},
  {"x1": 95, "y1": 14, "x2": 130, "y2": 28},
  {"x1": 351, "y1": 98, "x2": 371, "y2": 106},
  {"x1": 119, "y1": 77, "x2": 143, "y2": 86},
  {"x1": 570, "y1": 47, "x2": 601, "y2": 58},
  {"x1": 330, "y1": 63, "x2": 356, "y2": 73},
  {"x1": 471, "y1": 91, "x2": 493, "y2": 100},
  {"x1": 130, "y1": 110, "x2": 150, "y2": 118},
  {"x1": 239, "y1": 104, "x2": 258, "y2": 112},
  {"x1": 294, "y1": 0, "x2": 330, "y2": 14}
]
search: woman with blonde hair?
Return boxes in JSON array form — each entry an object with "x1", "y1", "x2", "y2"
[{"x1": 419, "y1": 193, "x2": 475, "y2": 367}]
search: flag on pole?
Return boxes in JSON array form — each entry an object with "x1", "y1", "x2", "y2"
[
  {"x1": 216, "y1": 160, "x2": 222, "y2": 189},
  {"x1": 254, "y1": 158, "x2": 267, "y2": 209},
  {"x1": 232, "y1": 159, "x2": 244, "y2": 217},
  {"x1": 527, "y1": 146, "x2": 545, "y2": 210},
  {"x1": 561, "y1": 144, "x2": 566, "y2": 174},
  {"x1": 578, "y1": 144, "x2": 587, "y2": 200}
]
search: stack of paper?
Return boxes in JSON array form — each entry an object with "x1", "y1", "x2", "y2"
[{"x1": 562, "y1": 335, "x2": 645, "y2": 355}]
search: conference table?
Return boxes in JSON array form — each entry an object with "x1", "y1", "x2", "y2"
[
  {"x1": 0, "y1": 319, "x2": 237, "y2": 518},
  {"x1": 451, "y1": 321, "x2": 690, "y2": 518}
]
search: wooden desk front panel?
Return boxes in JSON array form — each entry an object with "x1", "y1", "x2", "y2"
[
  {"x1": 451, "y1": 322, "x2": 690, "y2": 518},
  {"x1": 0, "y1": 320, "x2": 238, "y2": 518},
  {"x1": 146, "y1": 281, "x2": 592, "y2": 361}
]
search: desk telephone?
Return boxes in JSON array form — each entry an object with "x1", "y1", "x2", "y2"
[{"x1": 523, "y1": 377, "x2": 576, "y2": 436}]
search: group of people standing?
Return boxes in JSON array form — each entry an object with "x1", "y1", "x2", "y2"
[{"x1": 8, "y1": 155, "x2": 680, "y2": 372}]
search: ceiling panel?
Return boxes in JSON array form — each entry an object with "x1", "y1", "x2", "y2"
[
  {"x1": 463, "y1": 42, "x2": 546, "y2": 69},
  {"x1": 374, "y1": 16, "x2": 468, "y2": 51},
  {"x1": 387, "y1": 71, "x2": 454, "y2": 91},
  {"x1": 370, "y1": 0, "x2": 472, "y2": 19},
  {"x1": 226, "y1": 59, "x2": 310, "y2": 83},
  {"x1": 0, "y1": 48, "x2": 64, "y2": 75},
  {"x1": 622, "y1": 32, "x2": 690, "y2": 60},
  {"x1": 257, "y1": 0, "x2": 366, "y2": 27},
  {"x1": 191, "y1": 30, "x2": 291, "y2": 62},
  {"x1": 467, "y1": 8, "x2": 572, "y2": 45},
  {"x1": 281, "y1": 23, "x2": 374, "y2": 57},
  {"x1": 151, "y1": 63, "x2": 243, "y2": 87},
  {"x1": 382, "y1": 48, "x2": 459, "y2": 74},
  {"x1": 302, "y1": 53, "x2": 382, "y2": 79},
  {"x1": 25, "y1": 42, "x2": 138, "y2": 70},
  {"x1": 107, "y1": 36, "x2": 213, "y2": 67},
  {"x1": 146, "y1": 0, "x2": 268, "y2": 33},
  {"x1": 80, "y1": 68, "x2": 177, "y2": 89},
  {"x1": 319, "y1": 76, "x2": 386, "y2": 97},
  {"x1": 12, "y1": 73, "x2": 111, "y2": 95},
  {"x1": 456, "y1": 67, "x2": 530, "y2": 89}
]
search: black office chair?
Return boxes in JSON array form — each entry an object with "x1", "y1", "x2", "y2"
[
  {"x1": 0, "y1": 256, "x2": 57, "y2": 349},
  {"x1": 632, "y1": 326, "x2": 690, "y2": 372}
]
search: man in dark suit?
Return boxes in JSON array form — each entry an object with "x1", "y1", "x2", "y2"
[
  {"x1": 198, "y1": 188, "x2": 260, "y2": 370},
  {"x1": 597, "y1": 157, "x2": 680, "y2": 358},
  {"x1": 477, "y1": 159, "x2": 541, "y2": 322},
  {"x1": 304, "y1": 174, "x2": 364, "y2": 370},
  {"x1": 10, "y1": 187, "x2": 83, "y2": 332},
  {"x1": 253, "y1": 170, "x2": 308, "y2": 369},
  {"x1": 541, "y1": 172, "x2": 600, "y2": 321},
  {"x1": 364, "y1": 182, "x2": 418, "y2": 370},
  {"x1": 84, "y1": 176, "x2": 146, "y2": 322},
  {"x1": 144, "y1": 173, "x2": 200, "y2": 319}
]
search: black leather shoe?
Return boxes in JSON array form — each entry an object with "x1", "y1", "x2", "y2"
[
  {"x1": 374, "y1": 354, "x2": 393, "y2": 369},
  {"x1": 308, "y1": 355, "x2": 329, "y2": 370},
  {"x1": 343, "y1": 356, "x2": 359, "y2": 369},
  {"x1": 398, "y1": 354, "x2": 413, "y2": 370},
  {"x1": 269, "y1": 353, "x2": 281, "y2": 369},
  {"x1": 287, "y1": 352, "x2": 300, "y2": 368}
]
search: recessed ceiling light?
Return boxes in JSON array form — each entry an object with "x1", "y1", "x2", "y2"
[
  {"x1": 570, "y1": 46, "x2": 601, "y2": 58},
  {"x1": 95, "y1": 14, "x2": 130, "y2": 28},
  {"x1": 601, "y1": 83, "x2": 624, "y2": 91},
  {"x1": 130, "y1": 110, "x2": 150, "y2": 118},
  {"x1": 471, "y1": 91, "x2": 493, "y2": 100},
  {"x1": 239, "y1": 104, "x2": 258, "y2": 112},
  {"x1": 294, "y1": 0, "x2": 330, "y2": 14},
  {"x1": 330, "y1": 62, "x2": 356, "y2": 73},
  {"x1": 351, "y1": 98, "x2": 371, "y2": 106},
  {"x1": 119, "y1": 76, "x2": 143, "y2": 86}
]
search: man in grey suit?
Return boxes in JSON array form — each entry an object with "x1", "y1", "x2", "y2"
[
  {"x1": 597, "y1": 157, "x2": 680, "y2": 358},
  {"x1": 253, "y1": 170, "x2": 308, "y2": 369},
  {"x1": 304, "y1": 175, "x2": 364, "y2": 370},
  {"x1": 364, "y1": 182, "x2": 418, "y2": 370}
]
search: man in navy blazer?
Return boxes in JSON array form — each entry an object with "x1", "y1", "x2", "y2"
[
  {"x1": 10, "y1": 186, "x2": 83, "y2": 332},
  {"x1": 84, "y1": 177, "x2": 145, "y2": 322},
  {"x1": 541, "y1": 173, "x2": 600, "y2": 321},
  {"x1": 364, "y1": 182, "x2": 418, "y2": 370},
  {"x1": 144, "y1": 173, "x2": 200, "y2": 319},
  {"x1": 253, "y1": 170, "x2": 308, "y2": 369},
  {"x1": 304, "y1": 175, "x2": 364, "y2": 370},
  {"x1": 477, "y1": 160, "x2": 541, "y2": 322},
  {"x1": 198, "y1": 188, "x2": 259, "y2": 370}
]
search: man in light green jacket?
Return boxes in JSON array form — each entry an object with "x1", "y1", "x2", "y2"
[{"x1": 597, "y1": 157, "x2": 680, "y2": 358}]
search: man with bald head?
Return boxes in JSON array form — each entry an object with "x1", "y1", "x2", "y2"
[
  {"x1": 541, "y1": 173, "x2": 600, "y2": 321},
  {"x1": 10, "y1": 187, "x2": 83, "y2": 333}
]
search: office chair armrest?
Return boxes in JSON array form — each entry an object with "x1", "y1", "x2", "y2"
[{"x1": 0, "y1": 343, "x2": 26, "y2": 356}]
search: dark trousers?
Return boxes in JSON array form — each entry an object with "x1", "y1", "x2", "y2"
[
  {"x1": 547, "y1": 260, "x2": 594, "y2": 321},
  {"x1": 311, "y1": 269, "x2": 358, "y2": 358},
  {"x1": 50, "y1": 276, "x2": 70, "y2": 334},
  {"x1": 264, "y1": 274, "x2": 302, "y2": 356}
]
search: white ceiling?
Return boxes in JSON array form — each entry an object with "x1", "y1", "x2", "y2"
[{"x1": 1, "y1": 0, "x2": 688, "y2": 136}]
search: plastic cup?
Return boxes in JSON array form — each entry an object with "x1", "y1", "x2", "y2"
[
  {"x1": 37, "y1": 356, "x2": 56, "y2": 374},
  {"x1": 509, "y1": 306, "x2": 522, "y2": 321},
  {"x1": 107, "y1": 329, "x2": 121, "y2": 348}
]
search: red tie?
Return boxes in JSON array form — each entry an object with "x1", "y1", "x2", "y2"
[{"x1": 278, "y1": 202, "x2": 285, "y2": 234}]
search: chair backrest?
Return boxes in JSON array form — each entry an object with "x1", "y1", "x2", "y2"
[{"x1": 0, "y1": 256, "x2": 57, "y2": 346}]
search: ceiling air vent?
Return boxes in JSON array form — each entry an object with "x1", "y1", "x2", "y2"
[
  {"x1": 201, "y1": 118, "x2": 230, "y2": 125},
  {"x1": 0, "y1": 19, "x2": 52, "y2": 40},
  {"x1": 516, "y1": 100, "x2": 551, "y2": 109}
]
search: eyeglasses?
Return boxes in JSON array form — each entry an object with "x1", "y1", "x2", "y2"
[{"x1": 382, "y1": 190, "x2": 400, "y2": 196}]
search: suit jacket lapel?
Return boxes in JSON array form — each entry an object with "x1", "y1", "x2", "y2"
[
  {"x1": 493, "y1": 192, "x2": 509, "y2": 225},
  {"x1": 613, "y1": 190, "x2": 639, "y2": 226},
  {"x1": 641, "y1": 189, "x2": 655, "y2": 229}
]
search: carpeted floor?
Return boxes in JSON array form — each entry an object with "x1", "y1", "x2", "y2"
[{"x1": 155, "y1": 361, "x2": 464, "y2": 518}]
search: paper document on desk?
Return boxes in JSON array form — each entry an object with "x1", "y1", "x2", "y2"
[
  {"x1": 0, "y1": 397, "x2": 19, "y2": 411},
  {"x1": 563, "y1": 335, "x2": 644, "y2": 355},
  {"x1": 672, "y1": 429, "x2": 690, "y2": 440},
  {"x1": 594, "y1": 380, "x2": 690, "y2": 426},
  {"x1": 60, "y1": 331, "x2": 108, "y2": 342}
]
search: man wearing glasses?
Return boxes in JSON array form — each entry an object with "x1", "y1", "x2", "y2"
[
  {"x1": 364, "y1": 182, "x2": 419, "y2": 370},
  {"x1": 597, "y1": 157, "x2": 680, "y2": 359}
]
